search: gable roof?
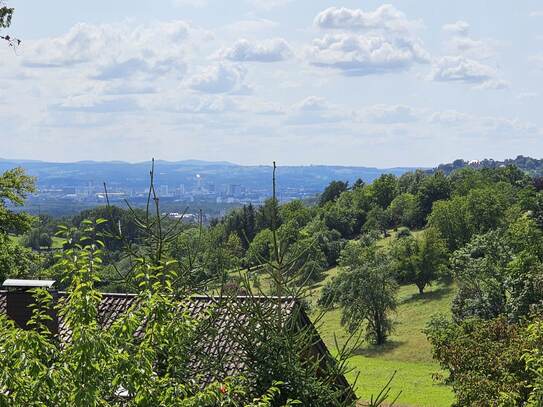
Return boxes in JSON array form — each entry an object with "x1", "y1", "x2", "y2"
[{"x1": 0, "y1": 290, "x2": 354, "y2": 400}]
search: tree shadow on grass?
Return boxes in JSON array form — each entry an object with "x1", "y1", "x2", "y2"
[
  {"x1": 352, "y1": 339, "x2": 406, "y2": 358},
  {"x1": 401, "y1": 286, "x2": 453, "y2": 306}
]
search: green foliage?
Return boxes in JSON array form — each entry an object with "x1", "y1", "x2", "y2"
[
  {"x1": 391, "y1": 228, "x2": 449, "y2": 294},
  {"x1": 449, "y1": 230, "x2": 511, "y2": 321},
  {"x1": 424, "y1": 316, "x2": 530, "y2": 407},
  {"x1": 0, "y1": 234, "x2": 41, "y2": 283},
  {"x1": 427, "y1": 196, "x2": 471, "y2": 251},
  {"x1": 320, "y1": 240, "x2": 398, "y2": 345},
  {"x1": 0, "y1": 4, "x2": 13, "y2": 29},
  {"x1": 363, "y1": 206, "x2": 389, "y2": 236},
  {"x1": 416, "y1": 171, "x2": 451, "y2": 221},
  {"x1": 0, "y1": 168, "x2": 35, "y2": 235},
  {"x1": 256, "y1": 198, "x2": 282, "y2": 231},
  {"x1": 387, "y1": 193, "x2": 420, "y2": 228},
  {"x1": 319, "y1": 180, "x2": 349, "y2": 206},
  {"x1": 371, "y1": 174, "x2": 398, "y2": 209},
  {"x1": 23, "y1": 227, "x2": 53, "y2": 250}
]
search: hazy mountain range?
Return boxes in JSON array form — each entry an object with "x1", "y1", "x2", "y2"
[{"x1": 0, "y1": 158, "x2": 419, "y2": 192}]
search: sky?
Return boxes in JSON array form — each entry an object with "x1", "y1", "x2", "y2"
[{"x1": 1, "y1": 0, "x2": 543, "y2": 167}]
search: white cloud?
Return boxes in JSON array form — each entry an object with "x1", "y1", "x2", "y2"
[
  {"x1": 179, "y1": 96, "x2": 239, "y2": 114},
  {"x1": 314, "y1": 5, "x2": 420, "y2": 34},
  {"x1": 529, "y1": 55, "x2": 543, "y2": 70},
  {"x1": 442, "y1": 21, "x2": 470, "y2": 36},
  {"x1": 308, "y1": 33, "x2": 429, "y2": 76},
  {"x1": 172, "y1": 0, "x2": 208, "y2": 7},
  {"x1": 530, "y1": 11, "x2": 543, "y2": 17},
  {"x1": 285, "y1": 96, "x2": 349, "y2": 125},
  {"x1": 363, "y1": 104, "x2": 419, "y2": 123},
  {"x1": 429, "y1": 56, "x2": 507, "y2": 89},
  {"x1": 188, "y1": 62, "x2": 247, "y2": 93},
  {"x1": 430, "y1": 109, "x2": 541, "y2": 138},
  {"x1": 441, "y1": 21, "x2": 496, "y2": 59},
  {"x1": 22, "y1": 20, "x2": 201, "y2": 69},
  {"x1": 218, "y1": 38, "x2": 292, "y2": 62},
  {"x1": 91, "y1": 56, "x2": 186, "y2": 80},
  {"x1": 293, "y1": 96, "x2": 328, "y2": 111},
  {"x1": 51, "y1": 95, "x2": 141, "y2": 113},
  {"x1": 222, "y1": 19, "x2": 278, "y2": 35},
  {"x1": 310, "y1": 5, "x2": 428, "y2": 76},
  {"x1": 430, "y1": 110, "x2": 471, "y2": 126},
  {"x1": 245, "y1": 0, "x2": 292, "y2": 10}
]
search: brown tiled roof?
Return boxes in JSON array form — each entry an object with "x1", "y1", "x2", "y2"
[
  {"x1": 0, "y1": 291, "x2": 298, "y2": 378},
  {"x1": 0, "y1": 291, "x2": 353, "y2": 400}
]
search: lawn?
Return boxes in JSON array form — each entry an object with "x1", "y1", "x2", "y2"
[{"x1": 315, "y1": 276, "x2": 456, "y2": 407}]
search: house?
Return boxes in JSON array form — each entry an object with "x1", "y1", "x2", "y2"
[{"x1": 0, "y1": 279, "x2": 355, "y2": 402}]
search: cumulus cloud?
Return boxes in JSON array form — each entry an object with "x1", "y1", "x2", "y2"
[
  {"x1": 441, "y1": 20, "x2": 496, "y2": 59},
  {"x1": 218, "y1": 38, "x2": 292, "y2": 62},
  {"x1": 188, "y1": 63, "x2": 247, "y2": 93},
  {"x1": 314, "y1": 5, "x2": 420, "y2": 34},
  {"x1": 308, "y1": 33, "x2": 429, "y2": 76},
  {"x1": 285, "y1": 96, "x2": 349, "y2": 125},
  {"x1": 91, "y1": 56, "x2": 186, "y2": 80},
  {"x1": 22, "y1": 20, "x2": 199, "y2": 69},
  {"x1": 172, "y1": 0, "x2": 207, "y2": 7},
  {"x1": 430, "y1": 110, "x2": 471, "y2": 126},
  {"x1": 429, "y1": 56, "x2": 507, "y2": 89},
  {"x1": 246, "y1": 0, "x2": 292, "y2": 10},
  {"x1": 51, "y1": 95, "x2": 141, "y2": 113},
  {"x1": 292, "y1": 96, "x2": 328, "y2": 111},
  {"x1": 430, "y1": 109, "x2": 540, "y2": 137},
  {"x1": 103, "y1": 82, "x2": 157, "y2": 95},
  {"x1": 310, "y1": 5, "x2": 428, "y2": 76},
  {"x1": 442, "y1": 20, "x2": 470, "y2": 36},
  {"x1": 179, "y1": 96, "x2": 238, "y2": 114},
  {"x1": 364, "y1": 104, "x2": 419, "y2": 123}
]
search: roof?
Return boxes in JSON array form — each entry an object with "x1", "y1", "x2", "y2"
[
  {"x1": 0, "y1": 290, "x2": 354, "y2": 400},
  {"x1": 0, "y1": 291, "x2": 298, "y2": 376}
]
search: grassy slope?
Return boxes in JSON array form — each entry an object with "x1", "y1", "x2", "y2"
[
  {"x1": 313, "y1": 267, "x2": 456, "y2": 407},
  {"x1": 9, "y1": 234, "x2": 64, "y2": 249}
]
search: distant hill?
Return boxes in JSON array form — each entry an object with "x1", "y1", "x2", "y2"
[
  {"x1": 432, "y1": 155, "x2": 543, "y2": 176},
  {"x1": 0, "y1": 159, "x2": 418, "y2": 193}
]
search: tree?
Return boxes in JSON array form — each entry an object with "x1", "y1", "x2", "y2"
[
  {"x1": 465, "y1": 186, "x2": 508, "y2": 233},
  {"x1": 387, "y1": 193, "x2": 420, "y2": 228},
  {"x1": 397, "y1": 169, "x2": 426, "y2": 195},
  {"x1": 23, "y1": 228, "x2": 53, "y2": 250},
  {"x1": 321, "y1": 201, "x2": 358, "y2": 239},
  {"x1": 391, "y1": 228, "x2": 448, "y2": 294},
  {"x1": 256, "y1": 197, "x2": 282, "y2": 231},
  {"x1": 0, "y1": 3, "x2": 13, "y2": 29},
  {"x1": 416, "y1": 171, "x2": 451, "y2": 220},
  {"x1": 320, "y1": 241, "x2": 398, "y2": 345},
  {"x1": 425, "y1": 315, "x2": 531, "y2": 407},
  {"x1": 0, "y1": 168, "x2": 35, "y2": 236},
  {"x1": 0, "y1": 2, "x2": 19, "y2": 47},
  {"x1": 532, "y1": 192, "x2": 543, "y2": 229},
  {"x1": 363, "y1": 206, "x2": 389, "y2": 237},
  {"x1": 427, "y1": 196, "x2": 471, "y2": 251},
  {"x1": 319, "y1": 180, "x2": 348, "y2": 206},
  {"x1": 372, "y1": 174, "x2": 397, "y2": 209}
]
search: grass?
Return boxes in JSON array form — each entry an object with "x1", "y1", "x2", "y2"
[
  {"x1": 315, "y1": 275, "x2": 456, "y2": 406},
  {"x1": 9, "y1": 234, "x2": 64, "y2": 250}
]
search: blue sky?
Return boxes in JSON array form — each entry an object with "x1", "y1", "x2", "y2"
[{"x1": 1, "y1": 0, "x2": 542, "y2": 166}]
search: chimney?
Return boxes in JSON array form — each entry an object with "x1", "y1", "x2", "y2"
[{"x1": 2, "y1": 279, "x2": 59, "y2": 335}]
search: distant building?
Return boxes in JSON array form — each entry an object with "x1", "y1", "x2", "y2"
[
  {"x1": 159, "y1": 185, "x2": 170, "y2": 197},
  {"x1": 227, "y1": 184, "x2": 242, "y2": 197}
]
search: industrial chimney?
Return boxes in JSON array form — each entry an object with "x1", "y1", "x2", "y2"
[{"x1": 2, "y1": 279, "x2": 59, "y2": 335}]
